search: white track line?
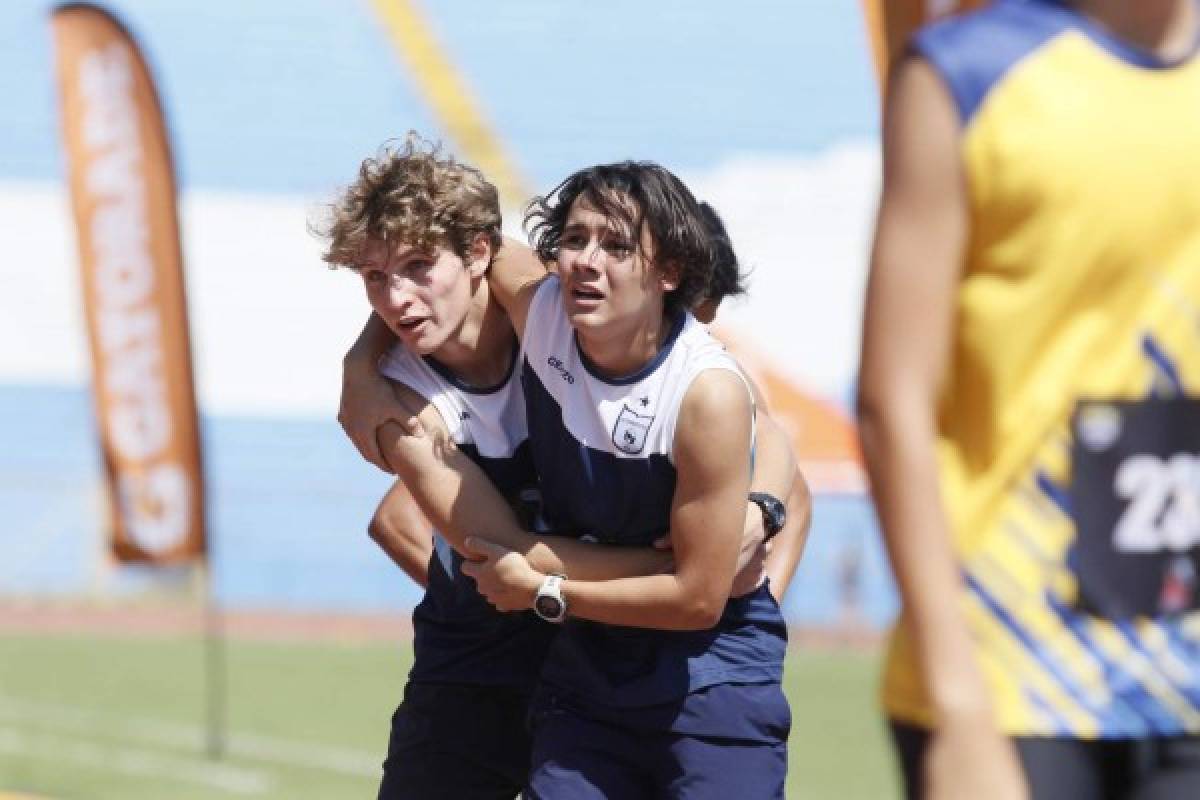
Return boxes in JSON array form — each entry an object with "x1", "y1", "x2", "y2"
[
  {"x1": 0, "y1": 726, "x2": 272, "y2": 794},
  {"x1": 0, "y1": 696, "x2": 380, "y2": 777}
]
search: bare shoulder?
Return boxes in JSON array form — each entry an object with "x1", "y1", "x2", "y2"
[
  {"x1": 882, "y1": 54, "x2": 961, "y2": 186},
  {"x1": 888, "y1": 54, "x2": 955, "y2": 118},
  {"x1": 743, "y1": 370, "x2": 768, "y2": 413},
  {"x1": 676, "y1": 369, "x2": 753, "y2": 451}
]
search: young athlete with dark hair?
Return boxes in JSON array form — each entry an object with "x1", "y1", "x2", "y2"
[{"x1": 378, "y1": 161, "x2": 793, "y2": 797}]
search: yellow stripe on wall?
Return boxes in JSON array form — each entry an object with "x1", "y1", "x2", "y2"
[{"x1": 368, "y1": 0, "x2": 534, "y2": 209}]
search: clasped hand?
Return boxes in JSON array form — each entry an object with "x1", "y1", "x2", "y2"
[{"x1": 460, "y1": 537, "x2": 544, "y2": 611}]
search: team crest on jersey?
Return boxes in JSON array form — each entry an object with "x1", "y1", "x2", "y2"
[{"x1": 612, "y1": 404, "x2": 653, "y2": 454}]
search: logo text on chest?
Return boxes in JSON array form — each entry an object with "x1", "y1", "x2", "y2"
[{"x1": 547, "y1": 356, "x2": 575, "y2": 385}]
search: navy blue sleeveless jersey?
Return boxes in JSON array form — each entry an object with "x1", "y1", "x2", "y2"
[
  {"x1": 379, "y1": 341, "x2": 557, "y2": 690},
  {"x1": 520, "y1": 277, "x2": 788, "y2": 739}
]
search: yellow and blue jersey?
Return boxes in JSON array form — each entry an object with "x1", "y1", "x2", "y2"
[{"x1": 883, "y1": 0, "x2": 1200, "y2": 737}]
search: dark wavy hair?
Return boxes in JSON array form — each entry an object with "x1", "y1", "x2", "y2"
[
  {"x1": 698, "y1": 201, "x2": 747, "y2": 304},
  {"x1": 524, "y1": 162, "x2": 716, "y2": 316}
]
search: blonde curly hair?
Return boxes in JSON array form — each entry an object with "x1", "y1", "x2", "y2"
[{"x1": 315, "y1": 133, "x2": 502, "y2": 269}]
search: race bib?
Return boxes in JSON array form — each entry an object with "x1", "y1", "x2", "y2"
[{"x1": 1069, "y1": 397, "x2": 1200, "y2": 619}]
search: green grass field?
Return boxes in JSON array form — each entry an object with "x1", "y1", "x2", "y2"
[{"x1": 0, "y1": 633, "x2": 898, "y2": 799}]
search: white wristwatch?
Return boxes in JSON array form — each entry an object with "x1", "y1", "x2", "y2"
[{"x1": 534, "y1": 574, "x2": 568, "y2": 623}]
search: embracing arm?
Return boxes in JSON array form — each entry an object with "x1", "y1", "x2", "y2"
[
  {"x1": 729, "y1": 410, "x2": 807, "y2": 597},
  {"x1": 340, "y1": 313, "x2": 401, "y2": 472},
  {"x1": 368, "y1": 480, "x2": 434, "y2": 588},
  {"x1": 487, "y1": 237, "x2": 548, "y2": 337},
  {"x1": 765, "y1": 468, "x2": 812, "y2": 602},
  {"x1": 378, "y1": 382, "x2": 672, "y2": 581},
  {"x1": 516, "y1": 369, "x2": 754, "y2": 631},
  {"x1": 735, "y1": 377, "x2": 810, "y2": 600},
  {"x1": 751, "y1": 408, "x2": 794, "y2": 499}
]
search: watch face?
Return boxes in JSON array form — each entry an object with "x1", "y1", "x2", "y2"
[
  {"x1": 750, "y1": 492, "x2": 786, "y2": 534},
  {"x1": 535, "y1": 594, "x2": 563, "y2": 620},
  {"x1": 766, "y1": 498, "x2": 786, "y2": 530}
]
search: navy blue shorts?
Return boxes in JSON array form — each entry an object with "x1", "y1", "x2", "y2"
[
  {"x1": 377, "y1": 682, "x2": 533, "y2": 800},
  {"x1": 525, "y1": 700, "x2": 787, "y2": 799}
]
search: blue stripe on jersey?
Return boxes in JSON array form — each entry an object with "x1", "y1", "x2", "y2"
[
  {"x1": 574, "y1": 312, "x2": 686, "y2": 386},
  {"x1": 1163, "y1": 623, "x2": 1200, "y2": 699},
  {"x1": 408, "y1": 442, "x2": 558, "y2": 691},
  {"x1": 911, "y1": 0, "x2": 1070, "y2": 123},
  {"x1": 1036, "y1": 470, "x2": 1071, "y2": 515},
  {"x1": 914, "y1": 1, "x2": 1200, "y2": 126},
  {"x1": 968, "y1": 574, "x2": 1123, "y2": 727},
  {"x1": 1023, "y1": 686, "x2": 1072, "y2": 735},
  {"x1": 1044, "y1": 593, "x2": 1172, "y2": 735},
  {"x1": 1142, "y1": 333, "x2": 1185, "y2": 396},
  {"x1": 1112, "y1": 619, "x2": 1200, "y2": 715},
  {"x1": 423, "y1": 332, "x2": 520, "y2": 394}
]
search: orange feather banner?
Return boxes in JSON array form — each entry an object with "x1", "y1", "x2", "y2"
[{"x1": 51, "y1": 3, "x2": 207, "y2": 565}]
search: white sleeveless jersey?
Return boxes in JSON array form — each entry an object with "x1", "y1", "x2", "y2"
[
  {"x1": 521, "y1": 275, "x2": 748, "y2": 490},
  {"x1": 520, "y1": 275, "x2": 785, "y2": 731},
  {"x1": 378, "y1": 341, "x2": 528, "y2": 461},
  {"x1": 380, "y1": 340, "x2": 531, "y2": 574},
  {"x1": 378, "y1": 340, "x2": 555, "y2": 690}
]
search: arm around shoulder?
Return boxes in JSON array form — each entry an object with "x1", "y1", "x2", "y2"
[
  {"x1": 764, "y1": 468, "x2": 811, "y2": 602},
  {"x1": 487, "y1": 237, "x2": 548, "y2": 337},
  {"x1": 339, "y1": 313, "x2": 406, "y2": 472},
  {"x1": 376, "y1": 380, "x2": 673, "y2": 582}
]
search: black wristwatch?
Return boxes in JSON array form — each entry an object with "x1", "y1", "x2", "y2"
[{"x1": 748, "y1": 492, "x2": 787, "y2": 541}]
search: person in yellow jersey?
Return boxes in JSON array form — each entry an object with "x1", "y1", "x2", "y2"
[{"x1": 859, "y1": 1, "x2": 1200, "y2": 799}]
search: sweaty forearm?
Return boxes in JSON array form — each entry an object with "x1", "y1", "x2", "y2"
[
  {"x1": 561, "y1": 573, "x2": 724, "y2": 631},
  {"x1": 524, "y1": 538, "x2": 673, "y2": 582}
]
